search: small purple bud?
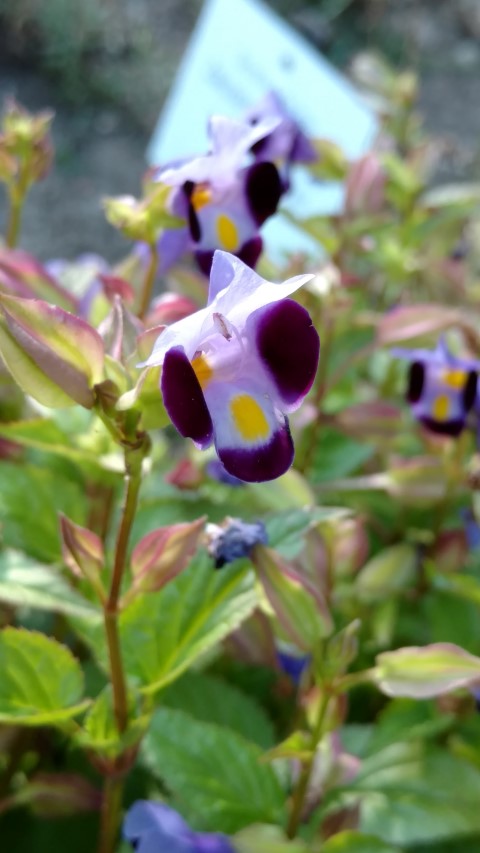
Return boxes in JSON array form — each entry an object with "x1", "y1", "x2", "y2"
[{"x1": 206, "y1": 518, "x2": 268, "y2": 569}]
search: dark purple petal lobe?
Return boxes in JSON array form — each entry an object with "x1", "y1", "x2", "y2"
[
  {"x1": 237, "y1": 236, "x2": 263, "y2": 269},
  {"x1": 464, "y1": 370, "x2": 478, "y2": 411},
  {"x1": 218, "y1": 419, "x2": 294, "y2": 483},
  {"x1": 256, "y1": 299, "x2": 320, "y2": 407},
  {"x1": 161, "y1": 346, "x2": 213, "y2": 448},
  {"x1": 245, "y1": 162, "x2": 283, "y2": 225},
  {"x1": 407, "y1": 361, "x2": 425, "y2": 403}
]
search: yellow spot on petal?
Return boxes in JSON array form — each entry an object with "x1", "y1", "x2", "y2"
[
  {"x1": 442, "y1": 368, "x2": 467, "y2": 389},
  {"x1": 191, "y1": 353, "x2": 213, "y2": 389},
  {"x1": 432, "y1": 393, "x2": 451, "y2": 421},
  {"x1": 191, "y1": 185, "x2": 212, "y2": 210},
  {"x1": 230, "y1": 394, "x2": 270, "y2": 442},
  {"x1": 217, "y1": 214, "x2": 239, "y2": 251}
]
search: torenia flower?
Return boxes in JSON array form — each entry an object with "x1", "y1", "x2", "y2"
[
  {"x1": 393, "y1": 337, "x2": 478, "y2": 437},
  {"x1": 141, "y1": 251, "x2": 319, "y2": 482},
  {"x1": 155, "y1": 115, "x2": 284, "y2": 275},
  {"x1": 124, "y1": 801, "x2": 234, "y2": 853},
  {"x1": 243, "y1": 90, "x2": 318, "y2": 172}
]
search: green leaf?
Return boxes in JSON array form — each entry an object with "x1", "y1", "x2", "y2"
[
  {"x1": 265, "y1": 507, "x2": 349, "y2": 560},
  {"x1": 0, "y1": 628, "x2": 88, "y2": 724},
  {"x1": 0, "y1": 549, "x2": 100, "y2": 620},
  {"x1": 322, "y1": 831, "x2": 400, "y2": 853},
  {"x1": 310, "y1": 427, "x2": 374, "y2": 484},
  {"x1": 161, "y1": 671, "x2": 275, "y2": 749},
  {"x1": 0, "y1": 461, "x2": 86, "y2": 561},
  {"x1": 143, "y1": 707, "x2": 284, "y2": 833},
  {"x1": 354, "y1": 742, "x2": 480, "y2": 846},
  {"x1": 77, "y1": 685, "x2": 147, "y2": 757},
  {"x1": 234, "y1": 824, "x2": 311, "y2": 852},
  {"x1": 0, "y1": 418, "x2": 106, "y2": 468},
  {"x1": 72, "y1": 552, "x2": 257, "y2": 694}
]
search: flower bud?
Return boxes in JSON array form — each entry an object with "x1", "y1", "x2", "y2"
[
  {"x1": 355, "y1": 543, "x2": 418, "y2": 603},
  {"x1": 129, "y1": 517, "x2": 206, "y2": 597},
  {"x1": 251, "y1": 544, "x2": 333, "y2": 652},
  {"x1": 104, "y1": 184, "x2": 184, "y2": 245},
  {"x1": 145, "y1": 292, "x2": 198, "y2": 327},
  {"x1": 0, "y1": 247, "x2": 77, "y2": 310},
  {"x1": 374, "y1": 642, "x2": 480, "y2": 698},
  {"x1": 1, "y1": 100, "x2": 54, "y2": 185},
  {"x1": 344, "y1": 153, "x2": 386, "y2": 217},
  {"x1": 59, "y1": 514, "x2": 105, "y2": 598},
  {"x1": 0, "y1": 294, "x2": 105, "y2": 408}
]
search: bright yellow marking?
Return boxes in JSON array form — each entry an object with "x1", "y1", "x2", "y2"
[
  {"x1": 216, "y1": 214, "x2": 239, "y2": 251},
  {"x1": 442, "y1": 368, "x2": 466, "y2": 389},
  {"x1": 191, "y1": 185, "x2": 212, "y2": 210},
  {"x1": 191, "y1": 354, "x2": 213, "y2": 389},
  {"x1": 432, "y1": 394, "x2": 451, "y2": 421},
  {"x1": 230, "y1": 394, "x2": 270, "y2": 442}
]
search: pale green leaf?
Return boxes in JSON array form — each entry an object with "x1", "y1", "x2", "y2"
[
  {"x1": 0, "y1": 628, "x2": 88, "y2": 724},
  {"x1": 0, "y1": 549, "x2": 100, "y2": 620},
  {"x1": 71, "y1": 552, "x2": 257, "y2": 694},
  {"x1": 143, "y1": 707, "x2": 284, "y2": 832},
  {"x1": 161, "y1": 671, "x2": 275, "y2": 749}
]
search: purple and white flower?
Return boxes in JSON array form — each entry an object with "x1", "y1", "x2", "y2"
[
  {"x1": 243, "y1": 90, "x2": 318, "y2": 171},
  {"x1": 123, "y1": 800, "x2": 234, "y2": 853},
  {"x1": 393, "y1": 337, "x2": 478, "y2": 437},
  {"x1": 154, "y1": 115, "x2": 284, "y2": 275},
  {"x1": 141, "y1": 251, "x2": 319, "y2": 482}
]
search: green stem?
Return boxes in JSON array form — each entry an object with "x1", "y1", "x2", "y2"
[
  {"x1": 138, "y1": 243, "x2": 159, "y2": 320},
  {"x1": 6, "y1": 189, "x2": 24, "y2": 249},
  {"x1": 286, "y1": 690, "x2": 330, "y2": 839},
  {"x1": 105, "y1": 444, "x2": 144, "y2": 735},
  {"x1": 97, "y1": 774, "x2": 124, "y2": 853},
  {"x1": 5, "y1": 164, "x2": 29, "y2": 248}
]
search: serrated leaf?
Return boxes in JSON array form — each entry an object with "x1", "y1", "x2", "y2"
[
  {"x1": 161, "y1": 671, "x2": 275, "y2": 749},
  {"x1": 143, "y1": 707, "x2": 284, "y2": 833},
  {"x1": 71, "y1": 552, "x2": 257, "y2": 694},
  {"x1": 0, "y1": 628, "x2": 88, "y2": 724},
  {"x1": 0, "y1": 461, "x2": 87, "y2": 561},
  {"x1": 0, "y1": 549, "x2": 100, "y2": 620},
  {"x1": 354, "y1": 742, "x2": 480, "y2": 846}
]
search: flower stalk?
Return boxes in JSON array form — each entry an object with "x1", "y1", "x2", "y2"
[
  {"x1": 98, "y1": 774, "x2": 124, "y2": 853},
  {"x1": 105, "y1": 440, "x2": 145, "y2": 734},
  {"x1": 286, "y1": 688, "x2": 331, "y2": 839},
  {"x1": 138, "y1": 243, "x2": 159, "y2": 321}
]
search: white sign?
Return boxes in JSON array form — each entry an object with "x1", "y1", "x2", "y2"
[{"x1": 148, "y1": 0, "x2": 377, "y2": 261}]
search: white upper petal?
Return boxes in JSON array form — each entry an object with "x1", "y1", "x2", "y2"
[{"x1": 139, "y1": 252, "x2": 314, "y2": 368}]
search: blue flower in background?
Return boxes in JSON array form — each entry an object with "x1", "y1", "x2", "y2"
[
  {"x1": 277, "y1": 645, "x2": 311, "y2": 685},
  {"x1": 206, "y1": 459, "x2": 246, "y2": 487},
  {"x1": 462, "y1": 509, "x2": 480, "y2": 551},
  {"x1": 123, "y1": 801, "x2": 235, "y2": 853},
  {"x1": 206, "y1": 518, "x2": 269, "y2": 569},
  {"x1": 393, "y1": 338, "x2": 478, "y2": 437}
]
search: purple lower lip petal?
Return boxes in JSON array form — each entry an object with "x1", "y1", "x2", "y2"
[{"x1": 161, "y1": 346, "x2": 213, "y2": 448}]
